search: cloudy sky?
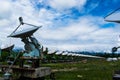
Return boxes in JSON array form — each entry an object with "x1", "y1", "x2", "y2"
[{"x1": 0, "y1": 0, "x2": 120, "y2": 52}]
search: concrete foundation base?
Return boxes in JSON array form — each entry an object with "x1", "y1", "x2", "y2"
[{"x1": 12, "y1": 67, "x2": 51, "y2": 79}]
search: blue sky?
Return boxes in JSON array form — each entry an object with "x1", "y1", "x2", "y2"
[{"x1": 0, "y1": 0, "x2": 120, "y2": 52}]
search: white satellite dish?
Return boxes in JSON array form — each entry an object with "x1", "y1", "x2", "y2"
[
  {"x1": 105, "y1": 8, "x2": 120, "y2": 23},
  {"x1": 8, "y1": 27, "x2": 40, "y2": 38},
  {"x1": 8, "y1": 17, "x2": 42, "y2": 38}
]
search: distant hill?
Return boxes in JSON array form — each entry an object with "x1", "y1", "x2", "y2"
[{"x1": 13, "y1": 47, "x2": 23, "y2": 53}]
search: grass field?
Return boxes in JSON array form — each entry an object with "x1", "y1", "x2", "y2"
[{"x1": 42, "y1": 59, "x2": 120, "y2": 80}]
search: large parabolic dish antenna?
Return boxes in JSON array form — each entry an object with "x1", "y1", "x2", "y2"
[
  {"x1": 8, "y1": 27, "x2": 40, "y2": 38},
  {"x1": 104, "y1": 8, "x2": 120, "y2": 23},
  {"x1": 8, "y1": 17, "x2": 42, "y2": 38}
]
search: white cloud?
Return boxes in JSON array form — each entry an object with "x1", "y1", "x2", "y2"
[
  {"x1": 48, "y1": 0, "x2": 87, "y2": 11},
  {"x1": 38, "y1": 8, "x2": 60, "y2": 22},
  {"x1": 0, "y1": 0, "x2": 12, "y2": 19},
  {"x1": 39, "y1": 16, "x2": 99, "y2": 40},
  {"x1": 37, "y1": 15, "x2": 119, "y2": 51},
  {"x1": 83, "y1": 0, "x2": 102, "y2": 14}
]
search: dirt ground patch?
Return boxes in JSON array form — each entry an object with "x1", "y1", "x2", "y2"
[{"x1": 52, "y1": 67, "x2": 77, "y2": 72}]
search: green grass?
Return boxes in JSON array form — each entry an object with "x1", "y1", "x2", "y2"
[{"x1": 42, "y1": 59, "x2": 120, "y2": 80}]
